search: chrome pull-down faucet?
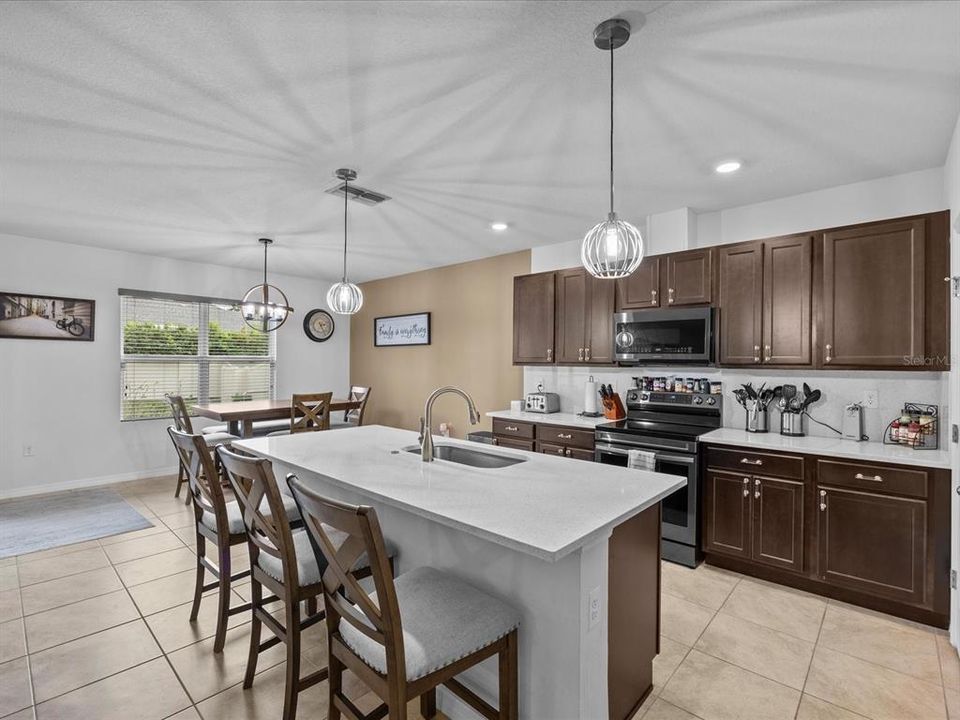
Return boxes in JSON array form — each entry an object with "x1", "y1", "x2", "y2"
[{"x1": 420, "y1": 386, "x2": 480, "y2": 461}]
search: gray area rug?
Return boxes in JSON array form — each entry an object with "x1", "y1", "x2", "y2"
[{"x1": 0, "y1": 488, "x2": 154, "y2": 558}]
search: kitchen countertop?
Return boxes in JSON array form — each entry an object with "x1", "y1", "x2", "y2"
[
  {"x1": 235, "y1": 424, "x2": 684, "y2": 562},
  {"x1": 486, "y1": 409, "x2": 613, "y2": 429},
  {"x1": 700, "y1": 428, "x2": 951, "y2": 469}
]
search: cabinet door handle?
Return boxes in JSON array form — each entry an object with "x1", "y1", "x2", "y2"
[
  {"x1": 825, "y1": 344, "x2": 832, "y2": 364},
  {"x1": 578, "y1": 347, "x2": 584, "y2": 361},
  {"x1": 740, "y1": 458, "x2": 763, "y2": 466},
  {"x1": 854, "y1": 472, "x2": 882, "y2": 482},
  {"x1": 819, "y1": 489, "x2": 827, "y2": 511},
  {"x1": 546, "y1": 348, "x2": 552, "y2": 362},
  {"x1": 754, "y1": 477, "x2": 761, "y2": 498},
  {"x1": 557, "y1": 433, "x2": 572, "y2": 440},
  {"x1": 764, "y1": 344, "x2": 771, "y2": 362},
  {"x1": 651, "y1": 289, "x2": 658, "y2": 303},
  {"x1": 754, "y1": 344, "x2": 760, "y2": 363},
  {"x1": 668, "y1": 288, "x2": 675, "y2": 304},
  {"x1": 585, "y1": 347, "x2": 591, "y2": 362},
  {"x1": 742, "y1": 477, "x2": 750, "y2": 497},
  {"x1": 556, "y1": 447, "x2": 565, "y2": 455},
  {"x1": 492, "y1": 438, "x2": 498, "y2": 446},
  {"x1": 504, "y1": 426, "x2": 518, "y2": 432}
]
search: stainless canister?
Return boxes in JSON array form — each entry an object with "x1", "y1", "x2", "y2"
[
  {"x1": 746, "y1": 407, "x2": 768, "y2": 433},
  {"x1": 780, "y1": 412, "x2": 805, "y2": 437}
]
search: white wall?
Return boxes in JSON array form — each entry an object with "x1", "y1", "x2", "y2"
[
  {"x1": 695, "y1": 167, "x2": 945, "y2": 247},
  {"x1": 0, "y1": 234, "x2": 350, "y2": 497}
]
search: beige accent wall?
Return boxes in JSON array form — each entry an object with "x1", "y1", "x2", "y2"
[{"x1": 350, "y1": 250, "x2": 530, "y2": 437}]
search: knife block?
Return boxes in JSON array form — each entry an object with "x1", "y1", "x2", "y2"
[{"x1": 602, "y1": 393, "x2": 626, "y2": 421}]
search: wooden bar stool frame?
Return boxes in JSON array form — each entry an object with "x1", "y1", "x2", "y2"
[
  {"x1": 166, "y1": 427, "x2": 251, "y2": 653},
  {"x1": 166, "y1": 393, "x2": 197, "y2": 499},
  {"x1": 287, "y1": 476, "x2": 518, "y2": 720},
  {"x1": 290, "y1": 392, "x2": 334, "y2": 433},
  {"x1": 344, "y1": 386, "x2": 372, "y2": 426}
]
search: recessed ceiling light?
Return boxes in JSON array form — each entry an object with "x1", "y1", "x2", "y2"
[
  {"x1": 715, "y1": 161, "x2": 742, "y2": 174},
  {"x1": 490, "y1": 222, "x2": 509, "y2": 232}
]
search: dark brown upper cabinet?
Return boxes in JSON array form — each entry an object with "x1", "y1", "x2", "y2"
[
  {"x1": 822, "y1": 218, "x2": 925, "y2": 367},
  {"x1": 666, "y1": 248, "x2": 713, "y2": 306},
  {"x1": 512, "y1": 272, "x2": 556, "y2": 364},
  {"x1": 718, "y1": 242, "x2": 763, "y2": 364},
  {"x1": 762, "y1": 234, "x2": 813, "y2": 365},
  {"x1": 615, "y1": 256, "x2": 660, "y2": 310},
  {"x1": 556, "y1": 268, "x2": 616, "y2": 364}
]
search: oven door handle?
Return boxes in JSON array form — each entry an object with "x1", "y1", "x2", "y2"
[{"x1": 595, "y1": 443, "x2": 696, "y2": 465}]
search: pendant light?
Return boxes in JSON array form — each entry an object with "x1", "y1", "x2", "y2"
[
  {"x1": 580, "y1": 18, "x2": 644, "y2": 279},
  {"x1": 241, "y1": 238, "x2": 293, "y2": 332},
  {"x1": 327, "y1": 168, "x2": 364, "y2": 315}
]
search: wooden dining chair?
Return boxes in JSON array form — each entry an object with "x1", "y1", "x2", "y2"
[
  {"x1": 166, "y1": 426, "x2": 252, "y2": 654},
  {"x1": 267, "y1": 392, "x2": 333, "y2": 436},
  {"x1": 165, "y1": 393, "x2": 238, "y2": 498},
  {"x1": 287, "y1": 475, "x2": 520, "y2": 720},
  {"x1": 331, "y1": 386, "x2": 372, "y2": 429}
]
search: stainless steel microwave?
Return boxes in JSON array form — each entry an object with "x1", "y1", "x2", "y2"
[{"x1": 613, "y1": 307, "x2": 715, "y2": 364}]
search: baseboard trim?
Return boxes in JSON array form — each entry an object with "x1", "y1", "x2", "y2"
[{"x1": 1, "y1": 466, "x2": 178, "y2": 500}]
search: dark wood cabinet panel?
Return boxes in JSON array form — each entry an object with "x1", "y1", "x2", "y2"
[
  {"x1": 586, "y1": 275, "x2": 616, "y2": 363},
  {"x1": 538, "y1": 441, "x2": 569, "y2": 457},
  {"x1": 616, "y1": 256, "x2": 660, "y2": 310},
  {"x1": 556, "y1": 269, "x2": 587, "y2": 363},
  {"x1": 817, "y1": 486, "x2": 926, "y2": 605},
  {"x1": 539, "y1": 425, "x2": 595, "y2": 449},
  {"x1": 512, "y1": 272, "x2": 556, "y2": 364},
  {"x1": 822, "y1": 219, "x2": 925, "y2": 367},
  {"x1": 666, "y1": 249, "x2": 712, "y2": 306},
  {"x1": 752, "y1": 477, "x2": 804, "y2": 572},
  {"x1": 565, "y1": 446, "x2": 596, "y2": 462},
  {"x1": 703, "y1": 470, "x2": 751, "y2": 559},
  {"x1": 762, "y1": 235, "x2": 813, "y2": 365},
  {"x1": 493, "y1": 437, "x2": 535, "y2": 452},
  {"x1": 718, "y1": 243, "x2": 763, "y2": 365}
]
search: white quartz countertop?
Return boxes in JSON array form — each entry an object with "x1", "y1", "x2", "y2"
[
  {"x1": 700, "y1": 428, "x2": 951, "y2": 469},
  {"x1": 486, "y1": 409, "x2": 612, "y2": 429},
  {"x1": 235, "y1": 425, "x2": 684, "y2": 562}
]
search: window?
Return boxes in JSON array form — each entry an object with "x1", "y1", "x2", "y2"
[{"x1": 120, "y1": 289, "x2": 276, "y2": 421}]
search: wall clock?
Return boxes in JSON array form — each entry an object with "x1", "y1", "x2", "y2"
[{"x1": 303, "y1": 308, "x2": 335, "y2": 342}]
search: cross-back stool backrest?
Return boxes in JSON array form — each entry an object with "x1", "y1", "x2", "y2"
[
  {"x1": 165, "y1": 394, "x2": 195, "y2": 434},
  {"x1": 290, "y1": 392, "x2": 333, "y2": 433},
  {"x1": 344, "y1": 386, "x2": 371, "y2": 425},
  {"x1": 166, "y1": 426, "x2": 231, "y2": 534}
]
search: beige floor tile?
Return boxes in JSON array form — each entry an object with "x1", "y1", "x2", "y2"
[
  {"x1": 16, "y1": 539, "x2": 101, "y2": 565},
  {"x1": 172, "y1": 526, "x2": 198, "y2": 547},
  {"x1": 195, "y1": 659, "x2": 329, "y2": 719},
  {"x1": 157, "y1": 507, "x2": 198, "y2": 530},
  {"x1": 0, "y1": 618, "x2": 26, "y2": 663},
  {"x1": 3, "y1": 708, "x2": 35, "y2": 720},
  {"x1": 15, "y1": 547, "x2": 110, "y2": 587},
  {"x1": 24, "y1": 589, "x2": 139, "y2": 653},
  {"x1": 818, "y1": 604, "x2": 940, "y2": 685},
  {"x1": 0, "y1": 589, "x2": 23, "y2": 623},
  {"x1": 0, "y1": 657, "x2": 33, "y2": 717},
  {"x1": 29, "y1": 620, "x2": 161, "y2": 702},
  {"x1": 166, "y1": 709, "x2": 202, "y2": 720},
  {"x1": 938, "y1": 634, "x2": 960, "y2": 692},
  {"x1": 653, "y1": 636, "x2": 690, "y2": 693},
  {"x1": 139, "y1": 492, "x2": 192, "y2": 517},
  {"x1": 642, "y1": 698, "x2": 700, "y2": 720},
  {"x1": 695, "y1": 612, "x2": 815, "y2": 690},
  {"x1": 145, "y1": 594, "x2": 249, "y2": 654},
  {"x1": 796, "y1": 694, "x2": 869, "y2": 720},
  {"x1": 661, "y1": 561, "x2": 739, "y2": 611},
  {"x1": 946, "y1": 688, "x2": 960, "y2": 720},
  {"x1": 34, "y1": 657, "x2": 191, "y2": 720},
  {"x1": 167, "y1": 623, "x2": 287, "y2": 702},
  {"x1": 0, "y1": 557, "x2": 15, "y2": 567},
  {"x1": 102, "y1": 531, "x2": 186, "y2": 564},
  {"x1": 805, "y1": 645, "x2": 947, "y2": 720},
  {"x1": 661, "y1": 649, "x2": 800, "y2": 720},
  {"x1": 19, "y1": 566, "x2": 122, "y2": 616},
  {"x1": 114, "y1": 546, "x2": 197, "y2": 587},
  {"x1": 661, "y1": 594, "x2": 715, "y2": 646},
  {"x1": 98, "y1": 524, "x2": 166, "y2": 546},
  {"x1": 719, "y1": 579, "x2": 825, "y2": 642},
  {"x1": 630, "y1": 690, "x2": 658, "y2": 719},
  {"x1": 0, "y1": 565, "x2": 20, "y2": 591},
  {"x1": 127, "y1": 568, "x2": 221, "y2": 616}
]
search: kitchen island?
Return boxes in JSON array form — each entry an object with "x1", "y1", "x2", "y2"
[{"x1": 235, "y1": 425, "x2": 684, "y2": 720}]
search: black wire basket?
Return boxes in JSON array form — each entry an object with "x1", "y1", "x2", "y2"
[{"x1": 882, "y1": 403, "x2": 938, "y2": 450}]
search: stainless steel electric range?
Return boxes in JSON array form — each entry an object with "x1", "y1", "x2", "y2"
[{"x1": 595, "y1": 390, "x2": 722, "y2": 567}]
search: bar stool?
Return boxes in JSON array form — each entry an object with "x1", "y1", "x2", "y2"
[
  {"x1": 267, "y1": 392, "x2": 333, "y2": 436},
  {"x1": 287, "y1": 475, "x2": 520, "y2": 720},
  {"x1": 165, "y1": 393, "x2": 238, "y2": 499}
]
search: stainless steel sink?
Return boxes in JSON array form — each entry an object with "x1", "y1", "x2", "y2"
[{"x1": 402, "y1": 444, "x2": 526, "y2": 468}]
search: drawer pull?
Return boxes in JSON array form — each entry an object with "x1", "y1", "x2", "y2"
[
  {"x1": 557, "y1": 433, "x2": 572, "y2": 440},
  {"x1": 504, "y1": 426, "x2": 519, "y2": 432},
  {"x1": 854, "y1": 472, "x2": 882, "y2": 482},
  {"x1": 740, "y1": 458, "x2": 763, "y2": 466},
  {"x1": 557, "y1": 447, "x2": 565, "y2": 455}
]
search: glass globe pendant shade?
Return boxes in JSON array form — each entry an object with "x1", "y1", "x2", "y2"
[
  {"x1": 327, "y1": 281, "x2": 363, "y2": 315},
  {"x1": 241, "y1": 283, "x2": 292, "y2": 332},
  {"x1": 580, "y1": 212, "x2": 644, "y2": 279}
]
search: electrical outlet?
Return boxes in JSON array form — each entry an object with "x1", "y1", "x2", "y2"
[
  {"x1": 588, "y1": 586, "x2": 601, "y2": 630},
  {"x1": 22, "y1": 444, "x2": 34, "y2": 457},
  {"x1": 862, "y1": 390, "x2": 879, "y2": 409}
]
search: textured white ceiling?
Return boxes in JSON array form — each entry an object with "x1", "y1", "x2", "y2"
[{"x1": 1, "y1": 0, "x2": 958, "y2": 282}]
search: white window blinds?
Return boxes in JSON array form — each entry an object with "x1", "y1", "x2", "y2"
[{"x1": 120, "y1": 291, "x2": 276, "y2": 421}]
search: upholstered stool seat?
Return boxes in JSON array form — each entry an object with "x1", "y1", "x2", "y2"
[
  {"x1": 201, "y1": 494, "x2": 300, "y2": 535},
  {"x1": 257, "y1": 528, "x2": 396, "y2": 587},
  {"x1": 203, "y1": 431, "x2": 239, "y2": 446},
  {"x1": 340, "y1": 566, "x2": 521, "y2": 681}
]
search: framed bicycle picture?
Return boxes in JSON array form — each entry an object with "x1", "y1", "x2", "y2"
[
  {"x1": 0, "y1": 292, "x2": 96, "y2": 341},
  {"x1": 374, "y1": 312, "x2": 430, "y2": 347}
]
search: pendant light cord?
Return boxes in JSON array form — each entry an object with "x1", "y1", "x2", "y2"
[
  {"x1": 342, "y1": 177, "x2": 349, "y2": 282},
  {"x1": 609, "y1": 44, "x2": 615, "y2": 217},
  {"x1": 262, "y1": 241, "x2": 268, "y2": 287}
]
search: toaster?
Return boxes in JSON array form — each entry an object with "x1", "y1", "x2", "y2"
[{"x1": 525, "y1": 392, "x2": 560, "y2": 414}]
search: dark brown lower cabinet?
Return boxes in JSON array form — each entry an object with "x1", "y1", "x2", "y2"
[
  {"x1": 492, "y1": 436, "x2": 534, "y2": 452},
  {"x1": 492, "y1": 420, "x2": 595, "y2": 461},
  {"x1": 752, "y1": 477, "x2": 804, "y2": 572},
  {"x1": 703, "y1": 470, "x2": 751, "y2": 559},
  {"x1": 817, "y1": 485, "x2": 926, "y2": 605}
]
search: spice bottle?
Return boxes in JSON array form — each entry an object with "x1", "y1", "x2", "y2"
[{"x1": 890, "y1": 419, "x2": 900, "y2": 443}]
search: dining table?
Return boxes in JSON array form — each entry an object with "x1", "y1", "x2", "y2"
[{"x1": 190, "y1": 398, "x2": 361, "y2": 438}]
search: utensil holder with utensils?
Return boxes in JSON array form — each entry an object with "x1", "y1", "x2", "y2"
[
  {"x1": 746, "y1": 407, "x2": 768, "y2": 433},
  {"x1": 780, "y1": 411, "x2": 805, "y2": 437},
  {"x1": 735, "y1": 382, "x2": 773, "y2": 433}
]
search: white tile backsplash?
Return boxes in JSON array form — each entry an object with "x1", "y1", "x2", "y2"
[{"x1": 522, "y1": 366, "x2": 948, "y2": 443}]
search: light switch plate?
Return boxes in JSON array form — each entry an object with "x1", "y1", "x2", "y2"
[{"x1": 588, "y1": 586, "x2": 601, "y2": 629}]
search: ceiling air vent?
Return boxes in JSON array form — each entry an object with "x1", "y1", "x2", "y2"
[{"x1": 324, "y1": 182, "x2": 391, "y2": 207}]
